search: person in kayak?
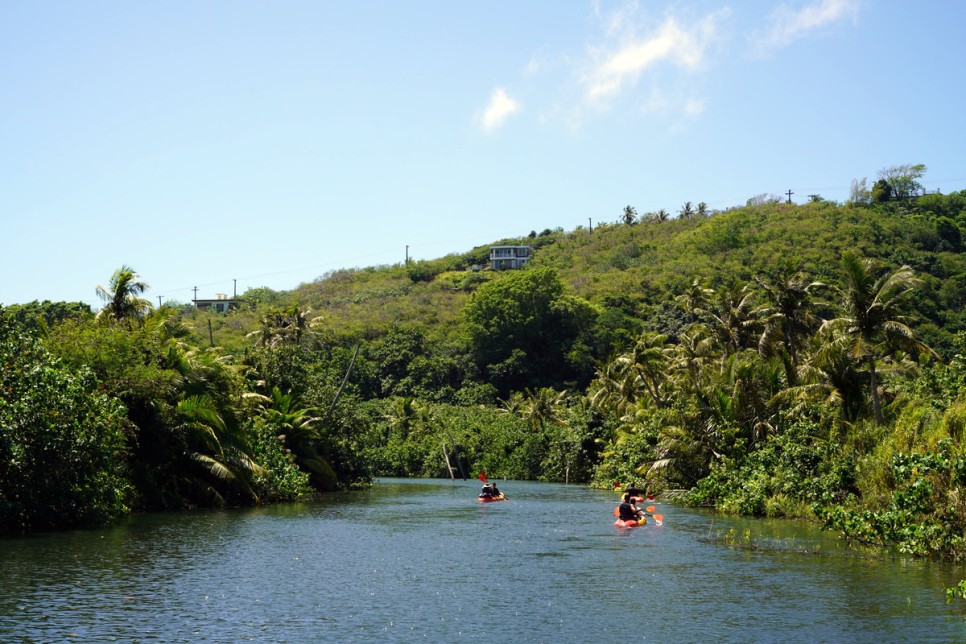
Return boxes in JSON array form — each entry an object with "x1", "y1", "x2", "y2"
[
  {"x1": 489, "y1": 482, "x2": 500, "y2": 497},
  {"x1": 618, "y1": 493, "x2": 644, "y2": 522},
  {"x1": 479, "y1": 483, "x2": 495, "y2": 499}
]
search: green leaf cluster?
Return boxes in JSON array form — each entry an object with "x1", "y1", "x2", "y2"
[{"x1": 0, "y1": 312, "x2": 127, "y2": 533}]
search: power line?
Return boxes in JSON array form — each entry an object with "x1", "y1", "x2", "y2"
[{"x1": 153, "y1": 235, "x2": 502, "y2": 299}]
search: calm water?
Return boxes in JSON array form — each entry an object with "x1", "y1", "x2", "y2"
[{"x1": 2, "y1": 478, "x2": 965, "y2": 642}]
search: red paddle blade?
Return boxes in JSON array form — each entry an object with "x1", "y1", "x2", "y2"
[
  {"x1": 651, "y1": 514, "x2": 663, "y2": 523},
  {"x1": 645, "y1": 505, "x2": 655, "y2": 513},
  {"x1": 613, "y1": 506, "x2": 619, "y2": 517},
  {"x1": 647, "y1": 495, "x2": 656, "y2": 501}
]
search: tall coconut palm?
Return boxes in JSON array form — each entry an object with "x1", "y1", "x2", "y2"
[
  {"x1": 695, "y1": 281, "x2": 760, "y2": 359},
  {"x1": 822, "y1": 253, "x2": 935, "y2": 424},
  {"x1": 519, "y1": 387, "x2": 569, "y2": 432},
  {"x1": 588, "y1": 360, "x2": 639, "y2": 420},
  {"x1": 613, "y1": 332, "x2": 672, "y2": 408},
  {"x1": 755, "y1": 269, "x2": 825, "y2": 386},
  {"x1": 671, "y1": 326, "x2": 716, "y2": 396},
  {"x1": 621, "y1": 205, "x2": 637, "y2": 225},
  {"x1": 779, "y1": 326, "x2": 867, "y2": 423},
  {"x1": 95, "y1": 264, "x2": 152, "y2": 324}
]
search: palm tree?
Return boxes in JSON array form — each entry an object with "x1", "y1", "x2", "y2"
[
  {"x1": 589, "y1": 360, "x2": 639, "y2": 419},
  {"x1": 252, "y1": 386, "x2": 337, "y2": 490},
  {"x1": 670, "y1": 326, "x2": 716, "y2": 396},
  {"x1": 822, "y1": 253, "x2": 935, "y2": 424},
  {"x1": 248, "y1": 305, "x2": 322, "y2": 348},
  {"x1": 621, "y1": 205, "x2": 637, "y2": 225},
  {"x1": 675, "y1": 279, "x2": 714, "y2": 319},
  {"x1": 519, "y1": 387, "x2": 569, "y2": 432},
  {"x1": 174, "y1": 394, "x2": 262, "y2": 505},
  {"x1": 95, "y1": 264, "x2": 152, "y2": 324},
  {"x1": 755, "y1": 269, "x2": 824, "y2": 386},
  {"x1": 778, "y1": 326, "x2": 866, "y2": 423},
  {"x1": 695, "y1": 281, "x2": 760, "y2": 359},
  {"x1": 387, "y1": 395, "x2": 430, "y2": 439},
  {"x1": 144, "y1": 305, "x2": 192, "y2": 347},
  {"x1": 613, "y1": 332, "x2": 672, "y2": 408}
]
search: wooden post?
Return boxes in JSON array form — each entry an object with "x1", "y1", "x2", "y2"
[{"x1": 442, "y1": 443, "x2": 455, "y2": 480}]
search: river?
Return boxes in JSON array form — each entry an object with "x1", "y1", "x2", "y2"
[{"x1": 2, "y1": 478, "x2": 965, "y2": 642}]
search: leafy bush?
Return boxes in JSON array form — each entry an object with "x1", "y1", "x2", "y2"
[
  {"x1": 683, "y1": 419, "x2": 858, "y2": 518},
  {"x1": 819, "y1": 439, "x2": 966, "y2": 560},
  {"x1": 0, "y1": 315, "x2": 128, "y2": 533}
]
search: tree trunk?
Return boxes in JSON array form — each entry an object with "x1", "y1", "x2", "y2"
[
  {"x1": 441, "y1": 443, "x2": 455, "y2": 480},
  {"x1": 869, "y1": 354, "x2": 883, "y2": 424}
]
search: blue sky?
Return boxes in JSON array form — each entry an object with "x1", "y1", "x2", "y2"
[{"x1": 3, "y1": 0, "x2": 965, "y2": 308}]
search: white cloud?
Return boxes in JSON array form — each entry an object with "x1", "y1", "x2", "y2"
[
  {"x1": 478, "y1": 88, "x2": 521, "y2": 132},
  {"x1": 757, "y1": 0, "x2": 860, "y2": 52},
  {"x1": 486, "y1": 3, "x2": 726, "y2": 131},
  {"x1": 581, "y1": 11, "x2": 723, "y2": 106}
]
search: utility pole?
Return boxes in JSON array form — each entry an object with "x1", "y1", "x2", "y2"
[
  {"x1": 588, "y1": 217, "x2": 592, "y2": 231},
  {"x1": 192, "y1": 286, "x2": 198, "y2": 302},
  {"x1": 786, "y1": 189, "x2": 794, "y2": 204},
  {"x1": 405, "y1": 245, "x2": 409, "y2": 265},
  {"x1": 233, "y1": 279, "x2": 237, "y2": 299},
  {"x1": 157, "y1": 295, "x2": 163, "y2": 308}
]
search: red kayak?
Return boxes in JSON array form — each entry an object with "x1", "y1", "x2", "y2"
[
  {"x1": 477, "y1": 493, "x2": 507, "y2": 503},
  {"x1": 614, "y1": 517, "x2": 647, "y2": 528}
]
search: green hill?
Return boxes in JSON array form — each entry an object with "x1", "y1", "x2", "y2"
[
  {"x1": 189, "y1": 192, "x2": 966, "y2": 363},
  {"x1": 8, "y1": 182, "x2": 966, "y2": 564}
]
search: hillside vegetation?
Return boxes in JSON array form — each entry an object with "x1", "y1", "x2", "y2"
[{"x1": 6, "y1": 167, "x2": 966, "y2": 568}]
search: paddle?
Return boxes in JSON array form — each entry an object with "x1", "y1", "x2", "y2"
[{"x1": 638, "y1": 505, "x2": 664, "y2": 524}]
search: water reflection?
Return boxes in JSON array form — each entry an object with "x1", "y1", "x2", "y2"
[{"x1": 1, "y1": 478, "x2": 964, "y2": 642}]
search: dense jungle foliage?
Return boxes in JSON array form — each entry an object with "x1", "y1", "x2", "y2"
[{"x1": 5, "y1": 165, "x2": 966, "y2": 564}]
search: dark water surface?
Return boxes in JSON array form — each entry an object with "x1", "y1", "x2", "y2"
[{"x1": 2, "y1": 478, "x2": 965, "y2": 642}]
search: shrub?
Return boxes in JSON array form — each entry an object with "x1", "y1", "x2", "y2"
[{"x1": 0, "y1": 315, "x2": 128, "y2": 533}]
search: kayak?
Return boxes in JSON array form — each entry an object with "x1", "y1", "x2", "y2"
[
  {"x1": 477, "y1": 493, "x2": 507, "y2": 503},
  {"x1": 614, "y1": 517, "x2": 646, "y2": 528}
]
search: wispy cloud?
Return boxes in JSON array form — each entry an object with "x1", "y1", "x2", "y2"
[
  {"x1": 581, "y1": 11, "x2": 724, "y2": 106},
  {"x1": 756, "y1": 0, "x2": 860, "y2": 52},
  {"x1": 478, "y1": 88, "x2": 521, "y2": 132},
  {"x1": 481, "y1": 2, "x2": 727, "y2": 131}
]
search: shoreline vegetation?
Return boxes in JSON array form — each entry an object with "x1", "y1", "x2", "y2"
[{"x1": 4, "y1": 166, "x2": 966, "y2": 582}]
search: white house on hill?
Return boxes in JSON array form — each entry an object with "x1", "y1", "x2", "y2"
[{"x1": 490, "y1": 245, "x2": 532, "y2": 270}]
